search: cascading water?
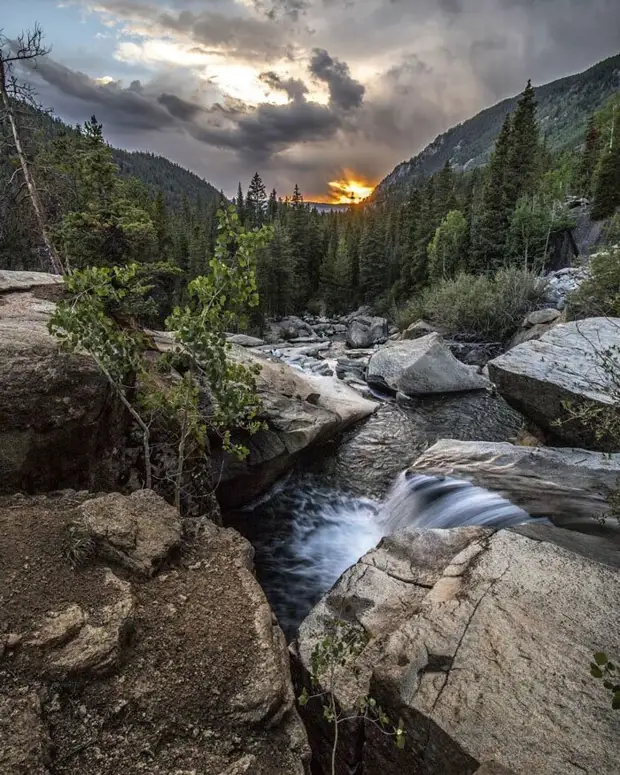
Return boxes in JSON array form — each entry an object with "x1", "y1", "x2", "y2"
[{"x1": 227, "y1": 470, "x2": 534, "y2": 640}]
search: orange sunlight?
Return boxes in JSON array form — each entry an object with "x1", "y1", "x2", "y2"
[{"x1": 312, "y1": 171, "x2": 376, "y2": 204}]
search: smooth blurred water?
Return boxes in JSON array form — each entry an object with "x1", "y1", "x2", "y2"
[{"x1": 227, "y1": 471, "x2": 532, "y2": 640}]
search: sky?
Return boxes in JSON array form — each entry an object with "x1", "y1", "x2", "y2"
[{"x1": 2, "y1": 0, "x2": 620, "y2": 201}]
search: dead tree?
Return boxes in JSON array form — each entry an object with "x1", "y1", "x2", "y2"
[{"x1": 0, "y1": 25, "x2": 63, "y2": 275}]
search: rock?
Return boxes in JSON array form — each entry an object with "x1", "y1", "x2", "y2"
[
  {"x1": 27, "y1": 604, "x2": 86, "y2": 649},
  {"x1": 0, "y1": 272, "x2": 127, "y2": 494},
  {"x1": 509, "y1": 322, "x2": 557, "y2": 349},
  {"x1": 543, "y1": 266, "x2": 588, "y2": 309},
  {"x1": 367, "y1": 334, "x2": 491, "y2": 396},
  {"x1": 523, "y1": 308, "x2": 561, "y2": 326},
  {"x1": 409, "y1": 440, "x2": 620, "y2": 554},
  {"x1": 294, "y1": 528, "x2": 620, "y2": 775},
  {"x1": 217, "y1": 346, "x2": 376, "y2": 506},
  {"x1": 226, "y1": 334, "x2": 265, "y2": 347},
  {"x1": 266, "y1": 315, "x2": 315, "y2": 343},
  {"x1": 0, "y1": 269, "x2": 63, "y2": 294},
  {"x1": 1, "y1": 491, "x2": 309, "y2": 773},
  {"x1": 448, "y1": 340, "x2": 504, "y2": 367},
  {"x1": 488, "y1": 318, "x2": 620, "y2": 450},
  {"x1": 77, "y1": 489, "x2": 182, "y2": 578},
  {"x1": 336, "y1": 356, "x2": 369, "y2": 382},
  {"x1": 346, "y1": 316, "x2": 388, "y2": 348},
  {"x1": 475, "y1": 764, "x2": 517, "y2": 775},
  {"x1": 219, "y1": 755, "x2": 259, "y2": 775},
  {"x1": 402, "y1": 319, "x2": 438, "y2": 340},
  {"x1": 0, "y1": 693, "x2": 51, "y2": 774},
  {"x1": 45, "y1": 571, "x2": 134, "y2": 679}
]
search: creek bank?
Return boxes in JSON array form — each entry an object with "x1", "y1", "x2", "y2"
[
  {"x1": 0, "y1": 489, "x2": 310, "y2": 775},
  {"x1": 489, "y1": 317, "x2": 620, "y2": 450},
  {"x1": 292, "y1": 527, "x2": 620, "y2": 775}
]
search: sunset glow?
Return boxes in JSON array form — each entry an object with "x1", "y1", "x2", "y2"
[{"x1": 315, "y1": 172, "x2": 376, "y2": 204}]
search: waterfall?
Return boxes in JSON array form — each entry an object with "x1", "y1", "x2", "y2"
[{"x1": 228, "y1": 471, "x2": 534, "y2": 639}]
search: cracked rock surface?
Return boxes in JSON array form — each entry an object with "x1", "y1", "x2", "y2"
[
  {"x1": 293, "y1": 528, "x2": 620, "y2": 775},
  {"x1": 488, "y1": 317, "x2": 620, "y2": 450}
]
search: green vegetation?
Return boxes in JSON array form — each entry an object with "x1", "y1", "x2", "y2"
[
  {"x1": 569, "y1": 247, "x2": 620, "y2": 318},
  {"x1": 298, "y1": 619, "x2": 405, "y2": 775},
  {"x1": 591, "y1": 653, "x2": 620, "y2": 710},
  {"x1": 395, "y1": 268, "x2": 543, "y2": 341},
  {"x1": 376, "y1": 54, "x2": 620, "y2": 195}
]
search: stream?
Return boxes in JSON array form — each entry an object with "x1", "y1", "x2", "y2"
[{"x1": 227, "y1": 467, "x2": 533, "y2": 640}]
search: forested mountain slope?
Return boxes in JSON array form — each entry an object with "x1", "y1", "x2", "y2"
[
  {"x1": 111, "y1": 148, "x2": 222, "y2": 209},
  {"x1": 376, "y1": 53, "x2": 620, "y2": 198}
]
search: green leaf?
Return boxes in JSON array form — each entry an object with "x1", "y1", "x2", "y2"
[
  {"x1": 594, "y1": 652, "x2": 609, "y2": 666},
  {"x1": 591, "y1": 666, "x2": 603, "y2": 678}
]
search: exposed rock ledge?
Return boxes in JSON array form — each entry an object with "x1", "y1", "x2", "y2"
[
  {"x1": 1, "y1": 489, "x2": 309, "y2": 774},
  {"x1": 293, "y1": 527, "x2": 620, "y2": 775}
]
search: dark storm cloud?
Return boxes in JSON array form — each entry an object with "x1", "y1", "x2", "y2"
[
  {"x1": 259, "y1": 71, "x2": 309, "y2": 102},
  {"x1": 309, "y1": 48, "x2": 365, "y2": 110},
  {"x1": 83, "y1": 0, "x2": 294, "y2": 61},
  {"x1": 19, "y1": 55, "x2": 176, "y2": 131},
  {"x1": 190, "y1": 99, "x2": 341, "y2": 159},
  {"x1": 157, "y1": 93, "x2": 203, "y2": 121}
]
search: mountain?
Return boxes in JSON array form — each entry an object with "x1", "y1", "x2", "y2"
[
  {"x1": 112, "y1": 148, "x2": 223, "y2": 209},
  {"x1": 375, "y1": 53, "x2": 620, "y2": 198},
  {"x1": 306, "y1": 201, "x2": 352, "y2": 213}
]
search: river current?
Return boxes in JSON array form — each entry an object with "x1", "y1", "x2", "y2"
[{"x1": 228, "y1": 469, "x2": 533, "y2": 639}]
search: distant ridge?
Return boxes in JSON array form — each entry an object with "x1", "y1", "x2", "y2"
[{"x1": 375, "y1": 53, "x2": 620, "y2": 198}]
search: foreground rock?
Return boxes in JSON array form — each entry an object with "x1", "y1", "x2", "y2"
[
  {"x1": 488, "y1": 318, "x2": 620, "y2": 450},
  {"x1": 346, "y1": 316, "x2": 388, "y2": 348},
  {"x1": 293, "y1": 528, "x2": 620, "y2": 775},
  {"x1": 0, "y1": 272, "x2": 127, "y2": 495},
  {"x1": 509, "y1": 307, "x2": 564, "y2": 349},
  {"x1": 1, "y1": 490, "x2": 309, "y2": 774},
  {"x1": 367, "y1": 334, "x2": 491, "y2": 396},
  {"x1": 217, "y1": 346, "x2": 376, "y2": 506}
]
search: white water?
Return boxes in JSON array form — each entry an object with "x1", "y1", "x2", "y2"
[{"x1": 232, "y1": 471, "x2": 533, "y2": 638}]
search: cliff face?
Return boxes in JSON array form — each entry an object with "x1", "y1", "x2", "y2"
[{"x1": 0, "y1": 271, "x2": 128, "y2": 495}]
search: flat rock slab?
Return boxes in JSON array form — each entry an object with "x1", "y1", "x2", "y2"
[
  {"x1": 294, "y1": 527, "x2": 620, "y2": 775},
  {"x1": 488, "y1": 318, "x2": 620, "y2": 450},
  {"x1": 368, "y1": 334, "x2": 491, "y2": 396},
  {"x1": 0, "y1": 269, "x2": 63, "y2": 293}
]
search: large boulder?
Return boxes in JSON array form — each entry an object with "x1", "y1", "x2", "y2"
[
  {"x1": 0, "y1": 271, "x2": 127, "y2": 494},
  {"x1": 216, "y1": 346, "x2": 377, "y2": 506},
  {"x1": 402, "y1": 320, "x2": 439, "y2": 340},
  {"x1": 266, "y1": 316, "x2": 316, "y2": 344},
  {"x1": 346, "y1": 316, "x2": 388, "y2": 348},
  {"x1": 293, "y1": 528, "x2": 620, "y2": 775},
  {"x1": 1, "y1": 490, "x2": 309, "y2": 774},
  {"x1": 409, "y1": 440, "x2": 620, "y2": 561},
  {"x1": 508, "y1": 308, "x2": 564, "y2": 349},
  {"x1": 488, "y1": 318, "x2": 620, "y2": 450},
  {"x1": 367, "y1": 334, "x2": 491, "y2": 396}
]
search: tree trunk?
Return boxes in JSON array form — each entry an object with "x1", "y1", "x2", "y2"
[{"x1": 0, "y1": 59, "x2": 64, "y2": 275}]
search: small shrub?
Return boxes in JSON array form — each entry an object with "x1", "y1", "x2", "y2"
[
  {"x1": 396, "y1": 267, "x2": 544, "y2": 341},
  {"x1": 568, "y1": 246, "x2": 620, "y2": 319}
]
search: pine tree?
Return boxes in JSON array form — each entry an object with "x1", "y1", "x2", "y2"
[
  {"x1": 472, "y1": 114, "x2": 513, "y2": 270},
  {"x1": 505, "y1": 81, "x2": 540, "y2": 211},
  {"x1": 578, "y1": 115, "x2": 599, "y2": 195},
  {"x1": 246, "y1": 172, "x2": 267, "y2": 228},
  {"x1": 592, "y1": 142, "x2": 620, "y2": 221},
  {"x1": 235, "y1": 182, "x2": 246, "y2": 225},
  {"x1": 358, "y1": 213, "x2": 388, "y2": 303},
  {"x1": 267, "y1": 188, "x2": 278, "y2": 222},
  {"x1": 152, "y1": 190, "x2": 169, "y2": 260},
  {"x1": 434, "y1": 161, "x2": 457, "y2": 222}
]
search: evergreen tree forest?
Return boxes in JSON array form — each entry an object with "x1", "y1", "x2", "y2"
[{"x1": 1, "y1": 80, "x2": 619, "y2": 331}]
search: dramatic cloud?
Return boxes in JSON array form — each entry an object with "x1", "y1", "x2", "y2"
[
  {"x1": 14, "y1": 0, "x2": 620, "y2": 195},
  {"x1": 309, "y1": 49, "x2": 365, "y2": 110}
]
